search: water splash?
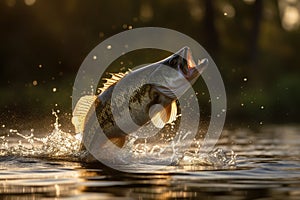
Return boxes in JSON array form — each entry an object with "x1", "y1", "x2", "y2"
[
  {"x1": 111, "y1": 130, "x2": 237, "y2": 168},
  {"x1": 0, "y1": 111, "x2": 81, "y2": 160},
  {"x1": 180, "y1": 148, "x2": 237, "y2": 167},
  {"x1": 0, "y1": 112, "x2": 236, "y2": 169}
]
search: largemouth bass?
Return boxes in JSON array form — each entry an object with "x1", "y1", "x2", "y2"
[{"x1": 72, "y1": 47, "x2": 208, "y2": 149}]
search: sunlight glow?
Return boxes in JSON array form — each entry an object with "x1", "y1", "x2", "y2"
[
  {"x1": 282, "y1": 6, "x2": 300, "y2": 31},
  {"x1": 223, "y1": 4, "x2": 236, "y2": 18},
  {"x1": 279, "y1": 0, "x2": 300, "y2": 31},
  {"x1": 24, "y1": 0, "x2": 36, "y2": 6},
  {"x1": 188, "y1": 0, "x2": 203, "y2": 21},
  {"x1": 243, "y1": 0, "x2": 256, "y2": 5},
  {"x1": 32, "y1": 80, "x2": 38, "y2": 86},
  {"x1": 140, "y1": 2, "x2": 153, "y2": 22}
]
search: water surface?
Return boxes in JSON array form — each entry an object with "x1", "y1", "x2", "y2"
[{"x1": 1, "y1": 124, "x2": 300, "y2": 199}]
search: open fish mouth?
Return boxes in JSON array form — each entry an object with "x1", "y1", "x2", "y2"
[
  {"x1": 150, "y1": 47, "x2": 209, "y2": 99},
  {"x1": 181, "y1": 47, "x2": 208, "y2": 81}
]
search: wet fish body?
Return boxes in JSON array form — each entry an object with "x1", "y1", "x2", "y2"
[{"x1": 72, "y1": 47, "x2": 208, "y2": 149}]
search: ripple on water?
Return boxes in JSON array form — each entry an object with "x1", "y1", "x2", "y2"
[{"x1": 1, "y1": 125, "x2": 300, "y2": 199}]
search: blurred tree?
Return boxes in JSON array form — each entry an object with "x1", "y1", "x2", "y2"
[
  {"x1": 249, "y1": 0, "x2": 263, "y2": 62},
  {"x1": 203, "y1": 0, "x2": 219, "y2": 55},
  {"x1": 0, "y1": 0, "x2": 299, "y2": 124}
]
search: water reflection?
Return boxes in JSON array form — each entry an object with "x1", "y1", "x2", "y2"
[{"x1": 0, "y1": 125, "x2": 300, "y2": 199}]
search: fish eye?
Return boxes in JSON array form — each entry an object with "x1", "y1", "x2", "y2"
[{"x1": 169, "y1": 56, "x2": 178, "y2": 66}]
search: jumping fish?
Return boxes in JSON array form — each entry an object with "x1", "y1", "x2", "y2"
[{"x1": 72, "y1": 47, "x2": 208, "y2": 149}]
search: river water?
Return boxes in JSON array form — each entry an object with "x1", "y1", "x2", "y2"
[{"x1": 1, "y1": 124, "x2": 300, "y2": 199}]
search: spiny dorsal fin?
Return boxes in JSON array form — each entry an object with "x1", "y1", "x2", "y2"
[
  {"x1": 150, "y1": 101, "x2": 178, "y2": 128},
  {"x1": 99, "y1": 71, "x2": 129, "y2": 93},
  {"x1": 72, "y1": 95, "x2": 97, "y2": 133}
]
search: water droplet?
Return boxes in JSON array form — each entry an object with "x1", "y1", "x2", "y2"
[
  {"x1": 222, "y1": 109, "x2": 226, "y2": 112},
  {"x1": 38, "y1": 64, "x2": 42, "y2": 68},
  {"x1": 30, "y1": 128, "x2": 34, "y2": 132},
  {"x1": 260, "y1": 105, "x2": 264, "y2": 109},
  {"x1": 243, "y1": 77, "x2": 248, "y2": 82},
  {"x1": 93, "y1": 55, "x2": 97, "y2": 60},
  {"x1": 107, "y1": 45, "x2": 112, "y2": 50},
  {"x1": 224, "y1": 12, "x2": 228, "y2": 16},
  {"x1": 55, "y1": 103, "x2": 58, "y2": 107},
  {"x1": 259, "y1": 121, "x2": 263, "y2": 125},
  {"x1": 128, "y1": 25, "x2": 133, "y2": 29},
  {"x1": 2, "y1": 124, "x2": 5, "y2": 128},
  {"x1": 32, "y1": 80, "x2": 38, "y2": 86},
  {"x1": 52, "y1": 88, "x2": 57, "y2": 92},
  {"x1": 241, "y1": 103, "x2": 244, "y2": 107}
]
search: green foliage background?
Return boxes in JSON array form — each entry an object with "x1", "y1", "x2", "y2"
[{"x1": 0, "y1": 0, "x2": 299, "y2": 127}]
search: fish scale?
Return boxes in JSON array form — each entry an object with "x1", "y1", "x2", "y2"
[{"x1": 72, "y1": 46, "x2": 208, "y2": 154}]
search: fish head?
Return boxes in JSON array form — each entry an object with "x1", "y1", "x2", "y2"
[
  {"x1": 163, "y1": 46, "x2": 208, "y2": 82},
  {"x1": 151, "y1": 46, "x2": 208, "y2": 99}
]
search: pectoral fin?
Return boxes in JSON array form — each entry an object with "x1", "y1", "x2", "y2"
[
  {"x1": 72, "y1": 95, "x2": 97, "y2": 133},
  {"x1": 99, "y1": 72, "x2": 129, "y2": 93},
  {"x1": 150, "y1": 101, "x2": 177, "y2": 128}
]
